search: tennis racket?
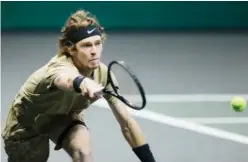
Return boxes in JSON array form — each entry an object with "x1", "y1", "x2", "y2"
[{"x1": 95, "y1": 61, "x2": 146, "y2": 110}]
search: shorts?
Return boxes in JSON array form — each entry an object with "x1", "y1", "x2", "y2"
[
  {"x1": 2, "y1": 112, "x2": 87, "y2": 162},
  {"x1": 3, "y1": 134, "x2": 49, "y2": 162}
]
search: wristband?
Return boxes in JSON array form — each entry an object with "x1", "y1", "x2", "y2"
[
  {"x1": 132, "y1": 144, "x2": 156, "y2": 162},
  {"x1": 73, "y1": 76, "x2": 85, "y2": 93}
]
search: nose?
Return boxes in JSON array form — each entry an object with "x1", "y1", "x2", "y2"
[
  {"x1": 91, "y1": 52, "x2": 96, "y2": 56},
  {"x1": 90, "y1": 45, "x2": 97, "y2": 56}
]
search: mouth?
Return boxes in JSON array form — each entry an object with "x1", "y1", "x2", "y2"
[{"x1": 89, "y1": 58, "x2": 99, "y2": 62}]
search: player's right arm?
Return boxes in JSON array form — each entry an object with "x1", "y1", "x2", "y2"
[
  {"x1": 47, "y1": 60, "x2": 103, "y2": 99},
  {"x1": 53, "y1": 73, "x2": 103, "y2": 99},
  {"x1": 53, "y1": 71, "x2": 80, "y2": 92}
]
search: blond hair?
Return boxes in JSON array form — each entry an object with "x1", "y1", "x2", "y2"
[{"x1": 58, "y1": 9, "x2": 106, "y2": 57}]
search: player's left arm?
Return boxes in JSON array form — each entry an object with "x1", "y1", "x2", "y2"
[{"x1": 106, "y1": 97, "x2": 156, "y2": 162}]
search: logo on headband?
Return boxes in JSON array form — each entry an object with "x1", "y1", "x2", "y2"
[
  {"x1": 87, "y1": 28, "x2": 96, "y2": 34},
  {"x1": 66, "y1": 25, "x2": 101, "y2": 44}
]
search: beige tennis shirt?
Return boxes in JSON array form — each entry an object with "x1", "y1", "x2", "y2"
[{"x1": 2, "y1": 55, "x2": 117, "y2": 140}]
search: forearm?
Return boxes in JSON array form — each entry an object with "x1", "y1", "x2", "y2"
[
  {"x1": 108, "y1": 101, "x2": 144, "y2": 147},
  {"x1": 108, "y1": 101, "x2": 156, "y2": 162},
  {"x1": 121, "y1": 117, "x2": 146, "y2": 148},
  {"x1": 54, "y1": 73, "x2": 80, "y2": 91},
  {"x1": 122, "y1": 118, "x2": 156, "y2": 162}
]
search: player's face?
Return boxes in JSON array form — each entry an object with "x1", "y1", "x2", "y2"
[{"x1": 73, "y1": 35, "x2": 103, "y2": 70}]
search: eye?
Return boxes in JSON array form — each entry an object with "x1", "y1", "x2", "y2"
[
  {"x1": 95, "y1": 41, "x2": 102, "y2": 46},
  {"x1": 81, "y1": 43, "x2": 92, "y2": 48}
]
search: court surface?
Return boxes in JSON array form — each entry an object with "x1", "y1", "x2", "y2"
[{"x1": 1, "y1": 31, "x2": 248, "y2": 162}]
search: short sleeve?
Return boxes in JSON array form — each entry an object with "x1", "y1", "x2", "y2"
[{"x1": 45, "y1": 56, "x2": 79, "y2": 90}]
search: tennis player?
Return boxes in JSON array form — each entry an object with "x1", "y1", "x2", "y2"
[{"x1": 2, "y1": 10, "x2": 156, "y2": 162}]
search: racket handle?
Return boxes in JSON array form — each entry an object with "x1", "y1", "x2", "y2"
[{"x1": 94, "y1": 90, "x2": 104, "y2": 97}]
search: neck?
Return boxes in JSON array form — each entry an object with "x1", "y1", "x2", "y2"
[
  {"x1": 71, "y1": 57, "x2": 93, "y2": 77},
  {"x1": 79, "y1": 68, "x2": 93, "y2": 77}
]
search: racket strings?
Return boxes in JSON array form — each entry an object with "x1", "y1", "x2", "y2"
[{"x1": 110, "y1": 63, "x2": 144, "y2": 108}]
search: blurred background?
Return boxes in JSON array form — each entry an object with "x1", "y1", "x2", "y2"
[{"x1": 1, "y1": 1, "x2": 248, "y2": 162}]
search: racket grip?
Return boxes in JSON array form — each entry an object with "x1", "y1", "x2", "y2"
[{"x1": 94, "y1": 90, "x2": 104, "y2": 97}]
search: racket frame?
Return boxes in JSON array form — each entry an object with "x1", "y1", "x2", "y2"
[{"x1": 102, "y1": 61, "x2": 147, "y2": 110}]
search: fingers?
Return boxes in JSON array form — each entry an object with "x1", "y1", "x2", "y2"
[
  {"x1": 88, "y1": 89, "x2": 98, "y2": 99},
  {"x1": 81, "y1": 78, "x2": 104, "y2": 100},
  {"x1": 94, "y1": 90, "x2": 104, "y2": 98}
]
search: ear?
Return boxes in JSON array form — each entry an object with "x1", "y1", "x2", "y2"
[{"x1": 68, "y1": 46, "x2": 77, "y2": 56}]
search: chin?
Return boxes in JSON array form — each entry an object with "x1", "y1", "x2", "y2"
[{"x1": 89, "y1": 63, "x2": 100, "y2": 69}]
